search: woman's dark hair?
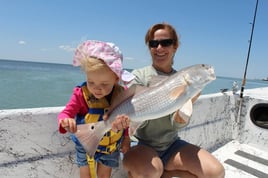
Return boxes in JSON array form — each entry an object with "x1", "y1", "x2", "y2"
[{"x1": 145, "y1": 22, "x2": 180, "y2": 49}]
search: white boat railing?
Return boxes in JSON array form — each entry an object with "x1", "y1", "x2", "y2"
[{"x1": 0, "y1": 87, "x2": 267, "y2": 178}]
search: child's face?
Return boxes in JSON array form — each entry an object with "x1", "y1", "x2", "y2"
[{"x1": 86, "y1": 69, "x2": 119, "y2": 99}]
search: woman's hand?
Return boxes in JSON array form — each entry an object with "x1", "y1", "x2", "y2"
[{"x1": 60, "y1": 118, "x2": 77, "y2": 133}]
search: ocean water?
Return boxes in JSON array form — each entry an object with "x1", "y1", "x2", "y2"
[{"x1": 1, "y1": 59, "x2": 268, "y2": 110}]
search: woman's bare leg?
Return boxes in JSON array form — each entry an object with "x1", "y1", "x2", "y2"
[
  {"x1": 164, "y1": 144, "x2": 225, "y2": 178},
  {"x1": 123, "y1": 145, "x2": 163, "y2": 178}
]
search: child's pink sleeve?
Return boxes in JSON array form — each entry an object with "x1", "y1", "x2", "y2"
[{"x1": 57, "y1": 87, "x2": 87, "y2": 133}]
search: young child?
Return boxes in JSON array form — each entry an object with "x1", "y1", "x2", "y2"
[{"x1": 58, "y1": 40, "x2": 132, "y2": 178}]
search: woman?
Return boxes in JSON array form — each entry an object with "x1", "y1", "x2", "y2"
[{"x1": 122, "y1": 23, "x2": 225, "y2": 178}]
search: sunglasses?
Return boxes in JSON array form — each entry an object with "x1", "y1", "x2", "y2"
[{"x1": 148, "y1": 39, "x2": 174, "y2": 48}]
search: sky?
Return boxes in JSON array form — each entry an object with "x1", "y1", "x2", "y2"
[{"x1": 0, "y1": 0, "x2": 267, "y2": 79}]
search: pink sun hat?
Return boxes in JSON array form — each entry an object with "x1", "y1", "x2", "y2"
[{"x1": 73, "y1": 40, "x2": 134, "y2": 83}]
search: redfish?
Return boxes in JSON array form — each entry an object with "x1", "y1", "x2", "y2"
[{"x1": 75, "y1": 64, "x2": 216, "y2": 156}]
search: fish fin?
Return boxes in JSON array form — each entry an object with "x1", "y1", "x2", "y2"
[
  {"x1": 148, "y1": 75, "x2": 168, "y2": 87},
  {"x1": 128, "y1": 121, "x2": 143, "y2": 136},
  {"x1": 172, "y1": 99, "x2": 193, "y2": 125},
  {"x1": 108, "y1": 85, "x2": 146, "y2": 114},
  {"x1": 169, "y1": 85, "x2": 186, "y2": 100},
  {"x1": 75, "y1": 122, "x2": 107, "y2": 157},
  {"x1": 178, "y1": 99, "x2": 193, "y2": 121}
]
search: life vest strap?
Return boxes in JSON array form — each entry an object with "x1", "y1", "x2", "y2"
[
  {"x1": 88, "y1": 108, "x2": 105, "y2": 115},
  {"x1": 99, "y1": 130, "x2": 123, "y2": 146},
  {"x1": 97, "y1": 138, "x2": 121, "y2": 154}
]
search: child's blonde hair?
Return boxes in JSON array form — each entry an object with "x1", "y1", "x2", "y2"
[{"x1": 80, "y1": 56, "x2": 117, "y2": 78}]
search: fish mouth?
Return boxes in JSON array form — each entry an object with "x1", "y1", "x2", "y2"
[
  {"x1": 203, "y1": 64, "x2": 216, "y2": 80},
  {"x1": 208, "y1": 68, "x2": 216, "y2": 80}
]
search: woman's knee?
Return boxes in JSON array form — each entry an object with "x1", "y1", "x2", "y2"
[
  {"x1": 205, "y1": 161, "x2": 225, "y2": 178},
  {"x1": 176, "y1": 145, "x2": 225, "y2": 178},
  {"x1": 123, "y1": 145, "x2": 157, "y2": 166},
  {"x1": 123, "y1": 145, "x2": 163, "y2": 177}
]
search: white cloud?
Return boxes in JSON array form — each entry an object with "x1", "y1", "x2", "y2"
[
  {"x1": 18, "y1": 40, "x2": 26, "y2": 45},
  {"x1": 59, "y1": 45, "x2": 75, "y2": 52},
  {"x1": 124, "y1": 57, "x2": 134, "y2": 60}
]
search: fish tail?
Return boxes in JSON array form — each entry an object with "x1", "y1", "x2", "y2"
[{"x1": 75, "y1": 121, "x2": 108, "y2": 157}]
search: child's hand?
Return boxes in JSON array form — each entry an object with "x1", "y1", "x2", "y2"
[
  {"x1": 120, "y1": 136, "x2": 131, "y2": 154},
  {"x1": 60, "y1": 118, "x2": 77, "y2": 133},
  {"x1": 111, "y1": 114, "x2": 130, "y2": 132}
]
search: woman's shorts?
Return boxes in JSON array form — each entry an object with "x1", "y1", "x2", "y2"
[
  {"x1": 138, "y1": 138, "x2": 189, "y2": 167},
  {"x1": 157, "y1": 139, "x2": 189, "y2": 166}
]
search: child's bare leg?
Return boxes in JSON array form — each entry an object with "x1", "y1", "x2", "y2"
[
  {"x1": 97, "y1": 163, "x2": 112, "y2": 178},
  {"x1": 80, "y1": 165, "x2": 91, "y2": 178}
]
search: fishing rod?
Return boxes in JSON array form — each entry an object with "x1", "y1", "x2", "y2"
[
  {"x1": 236, "y1": 0, "x2": 259, "y2": 122},
  {"x1": 240, "y1": 0, "x2": 259, "y2": 98}
]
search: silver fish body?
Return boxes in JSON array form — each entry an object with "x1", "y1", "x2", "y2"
[{"x1": 75, "y1": 64, "x2": 216, "y2": 156}]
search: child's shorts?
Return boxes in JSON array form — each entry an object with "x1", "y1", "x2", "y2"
[
  {"x1": 75, "y1": 143, "x2": 88, "y2": 167},
  {"x1": 95, "y1": 150, "x2": 120, "y2": 168},
  {"x1": 75, "y1": 143, "x2": 120, "y2": 168}
]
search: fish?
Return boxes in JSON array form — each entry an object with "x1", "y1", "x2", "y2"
[{"x1": 75, "y1": 64, "x2": 216, "y2": 156}]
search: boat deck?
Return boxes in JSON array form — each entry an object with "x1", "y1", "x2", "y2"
[{"x1": 213, "y1": 140, "x2": 268, "y2": 178}]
